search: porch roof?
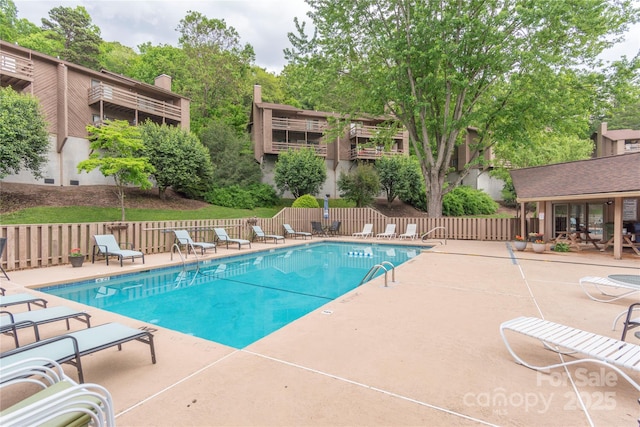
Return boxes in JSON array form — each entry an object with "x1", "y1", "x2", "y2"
[{"x1": 510, "y1": 152, "x2": 640, "y2": 202}]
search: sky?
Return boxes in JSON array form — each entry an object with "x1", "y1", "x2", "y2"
[{"x1": 11, "y1": 0, "x2": 640, "y2": 74}]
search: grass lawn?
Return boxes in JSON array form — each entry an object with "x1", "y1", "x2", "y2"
[{"x1": 0, "y1": 205, "x2": 283, "y2": 224}]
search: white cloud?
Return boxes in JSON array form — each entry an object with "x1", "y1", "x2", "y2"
[{"x1": 13, "y1": 0, "x2": 312, "y2": 73}]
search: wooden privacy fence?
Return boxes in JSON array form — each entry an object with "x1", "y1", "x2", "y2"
[{"x1": 1, "y1": 208, "x2": 522, "y2": 272}]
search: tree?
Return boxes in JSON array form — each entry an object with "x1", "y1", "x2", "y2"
[
  {"x1": 274, "y1": 148, "x2": 326, "y2": 198},
  {"x1": 41, "y1": 6, "x2": 102, "y2": 69},
  {"x1": 140, "y1": 122, "x2": 214, "y2": 200},
  {"x1": 0, "y1": 0, "x2": 18, "y2": 41},
  {"x1": 287, "y1": 0, "x2": 637, "y2": 216},
  {"x1": 338, "y1": 163, "x2": 380, "y2": 207},
  {"x1": 77, "y1": 120, "x2": 155, "y2": 221},
  {"x1": 376, "y1": 155, "x2": 425, "y2": 208},
  {"x1": 98, "y1": 41, "x2": 139, "y2": 77},
  {"x1": 199, "y1": 120, "x2": 261, "y2": 187},
  {"x1": 176, "y1": 11, "x2": 255, "y2": 133},
  {"x1": 0, "y1": 87, "x2": 49, "y2": 179}
]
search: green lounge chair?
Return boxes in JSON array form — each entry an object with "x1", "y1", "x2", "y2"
[
  {"x1": 0, "y1": 322, "x2": 156, "y2": 383},
  {"x1": 0, "y1": 293, "x2": 47, "y2": 310},
  {"x1": 1, "y1": 306, "x2": 91, "y2": 347},
  {"x1": 214, "y1": 228, "x2": 251, "y2": 249},
  {"x1": 282, "y1": 224, "x2": 311, "y2": 240},
  {"x1": 173, "y1": 230, "x2": 216, "y2": 255},
  {"x1": 92, "y1": 234, "x2": 145, "y2": 267},
  {"x1": 251, "y1": 225, "x2": 285, "y2": 244}
]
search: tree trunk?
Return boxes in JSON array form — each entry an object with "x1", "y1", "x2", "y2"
[
  {"x1": 117, "y1": 188, "x2": 126, "y2": 221},
  {"x1": 427, "y1": 179, "x2": 444, "y2": 218}
]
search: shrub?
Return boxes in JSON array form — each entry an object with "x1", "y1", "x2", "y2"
[
  {"x1": 204, "y1": 186, "x2": 255, "y2": 209},
  {"x1": 442, "y1": 186, "x2": 498, "y2": 216},
  {"x1": 292, "y1": 194, "x2": 320, "y2": 208},
  {"x1": 553, "y1": 242, "x2": 571, "y2": 252},
  {"x1": 247, "y1": 183, "x2": 279, "y2": 207}
]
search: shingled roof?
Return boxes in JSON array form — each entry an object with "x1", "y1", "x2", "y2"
[{"x1": 510, "y1": 153, "x2": 640, "y2": 202}]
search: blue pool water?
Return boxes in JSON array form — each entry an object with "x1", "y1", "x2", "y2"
[{"x1": 41, "y1": 242, "x2": 427, "y2": 348}]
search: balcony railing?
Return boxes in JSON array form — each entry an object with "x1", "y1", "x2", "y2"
[
  {"x1": 0, "y1": 51, "x2": 34, "y2": 87},
  {"x1": 88, "y1": 83, "x2": 182, "y2": 121},
  {"x1": 349, "y1": 124, "x2": 404, "y2": 140},
  {"x1": 271, "y1": 141, "x2": 328, "y2": 156},
  {"x1": 272, "y1": 117, "x2": 329, "y2": 133},
  {"x1": 350, "y1": 147, "x2": 405, "y2": 160}
]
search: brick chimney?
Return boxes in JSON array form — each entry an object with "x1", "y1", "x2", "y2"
[{"x1": 154, "y1": 74, "x2": 172, "y2": 91}]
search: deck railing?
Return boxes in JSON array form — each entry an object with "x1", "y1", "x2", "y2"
[
  {"x1": 271, "y1": 141, "x2": 328, "y2": 156},
  {"x1": 88, "y1": 83, "x2": 182, "y2": 121},
  {"x1": 0, "y1": 51, "x2": 34, "y2": 82},
  {"x1": 1, "y1": 210, "x2": 522, "y2": 272},
  {"x1": 349, "y1": 147, "x2": 406, "y2": 160},
  {"x1": 272, "y1": 117, "x2": 329, "y2": 133}
]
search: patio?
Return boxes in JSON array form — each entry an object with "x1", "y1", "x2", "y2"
[{"x1": 1, "y1": 239, "x2": 639, "y2": 425}]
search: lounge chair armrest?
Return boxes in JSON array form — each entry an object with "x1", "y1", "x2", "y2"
[
  {"x1": 0, "y1": 319, "x2": 41, "y2": 341},
  {"x1": 119, "y1": 242, "x2": 134, "y2": 250}
]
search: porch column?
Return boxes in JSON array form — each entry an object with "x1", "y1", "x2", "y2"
[
  {"x1": 519, "y1": 202, "x2": 526, "y2": 237},
  {"x1": 613, "y1": 197, "x2": 623, "y2": 260}
]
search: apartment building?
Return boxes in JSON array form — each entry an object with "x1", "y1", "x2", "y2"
[
  {"x1": 593, "y1": 122, "x2": 640, "y2": 157},
  {"x1": 0, "y1": 40, "x2": 190, "y2": 186},
  {"x1": 249, "y1": 85, "x2": 408, "y2": 197}
]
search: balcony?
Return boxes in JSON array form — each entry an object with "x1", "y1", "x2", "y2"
[
  {"x1": 350, "y1": 147, "x2": 405, "y2": 160},
  {"x1": 88, "y1": 83, "x2": 182, "y2": 122},
  {"x1": 271, "y1": 141, "x2": 327, "y2": 156},
  {"x1": 272, "y1": 117, "x2": 328, "y2": 133},
  {"x1": 0, "y1": 51, "x2": 34, "y2": 90},
  {"x1": 349, "y1": 124, "x2": 404, "y2": 140}
]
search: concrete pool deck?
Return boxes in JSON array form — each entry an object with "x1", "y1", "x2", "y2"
[{"x1": 1, "y1": 238, "x2": 639, "y2": 426}]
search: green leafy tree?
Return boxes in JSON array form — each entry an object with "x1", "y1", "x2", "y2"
[
  {"x1": 0, "y1": 87, "x2": 49, "y2": 179},
  {"x1": 128, "y1": 43, "x2": 188, "y2": 89},
  {"x1": 594, "y1": 56, "x2": 640, "y2": 130},
  {"x1": 98, "y1": 41, "x2": 139, "y2": 77},
  {"x1": 41, "y1": 6, "x2": 102, "y2": 69},
  {"x1": 0, "y1": 0, "x2": 18, "y2": 41},
  {"x1": 176, "y1": 11, "x2": 255, "y2": 133},
  {"x1": 376, "y1": 155, "x2": 424, "y2": 207},
  {"x1": 140, "y1": 122, "x2": 214, "y2": 200},
  {"x1": 78, "y1": 120, "x2": 155, "y2": 221},
  {"x1": 338, "y1": 163, "x2": 380, "y2": 207},
  {"x1": 287, "y1": 0, "x2": 637, "y2": 217},
  {"x1": 274, "y1": 148, "x2": 327, "y2": 198},
  {"x1": 199, "y1": 120, "x2": 261, "y2": 187}
]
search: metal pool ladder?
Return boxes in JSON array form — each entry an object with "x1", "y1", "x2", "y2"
[
  {"x1": 171, "y1": 243, "x2": 200, "y2": 274},
  {"x1": 360, "y1": 261, "x2": 396, "y2": 287}
]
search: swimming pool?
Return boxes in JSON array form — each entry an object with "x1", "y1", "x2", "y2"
[{"x1": 41, "y1": 242, "x2": 427, "y2": 348}]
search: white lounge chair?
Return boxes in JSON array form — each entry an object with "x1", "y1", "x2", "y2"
[
  {"x1": 399, "y1": 224, "x2": 418, "y2": 240},
  {"x1": 282, "y1": 224, "x2": 312, "y2": 240},
  {"x1": 214, "y1": 228, "x2": 251, "y2": 249},
  {"x1": 0, "y1": 358, "x2": 115, "y2": 427},
  {"x1": 353, "y1": 224, "x2": 373, "y2": 238},
  {"x1": 92, "y1": 234, "x2": 144, "y2": 267},
  {"x1": 578, "y1": 275, "x2": 640, "y2": 303},
  {"x1": 251, "y1": 225, "x2": 285, "y2": 244},
  {"x1": 0, "y1": 322, "x2": 156, "y2": 383},
  {"x1": 500, "y1": 316, "x2": 640, "y2": 392},
  {"x1": 376, "y1": 224, "x2": 397, "y2": 239},
  {"x1": 173, "y1": 230, "x2": 216, "y2": 255},
  {"x1": 0, "y1": 293, "x2": 47, "y2": 310},
  {"x1": 1, "y1": 306, "x2": 91, "y2": 347}
]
